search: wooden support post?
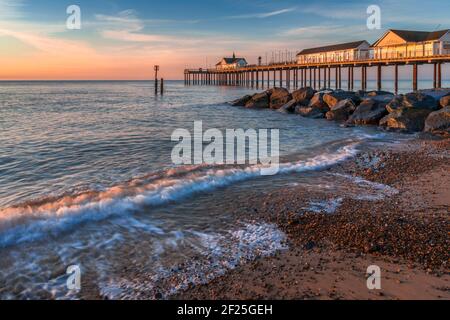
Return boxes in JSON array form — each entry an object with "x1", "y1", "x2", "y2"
[
  {"x1": 394, "y1": 65, "x2": 398, "y2": 94},
  {"x1": 327, "y1": 68, "x2": 331, "y2": 89},
  {"x1": 300, "y1": 68, "x2": 304, "y2": 88},
  {"x1": 377, "y1": 65, "x2": 382, "y2": 91},
  {"x1": 350, "y1": 67, "x2": 354, "y2": 91},
  {"x1": 361, "y1": 67, "x2": 365, "y2": 91},
  {"x1": 160, "y1": 78, "x2": 164, "y2": 94},
  {"x1": 433, "y1": 63, "x2": 437, "y2": 89},
  {"x1": 365, "y1": 66, "x2": 368, "y2": 91},
  {"x1": 413, "y1": 64, "x2": 418, "y2": 92},
  {"x1": 323, "y1": 67, "x2": 327, "y2": 89},
  {"x1": 305, "y1": 68, "x2": 308, "y2": 88},
  {"x1": 273, "y1": 70, "x2": 276, "y2": 88},
  {"x1": 317, "y1": 67, "x2": 322, "y2": 90},
  {"x1": 348, "y1": 67, "x2": 351, "y2": 91},
  {"x1": 279, "y1": 69, "x2": 283, "y2": 87},
  {"x1": 256, "y1": 70, "x2": 259, "y2": 89},
  {"x1": 313, "y1": 68, "x2": 316, "y2": 89},
  {"x1": 308, "y1": 68, "x2": 311, "y2": 87},
  {"x1": 287, "y1": 69, "x2": 290, "y2": 89},
  {"x1": 335, "y1": 67, "x2": 338, "y2": 90},
  {"x1": 438, "y1": 63, "x2": 442, "y2": 89}
]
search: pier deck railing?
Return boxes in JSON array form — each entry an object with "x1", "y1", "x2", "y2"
[{"x1": 184, "y1": 54, "x2": 450, "y2": 93}]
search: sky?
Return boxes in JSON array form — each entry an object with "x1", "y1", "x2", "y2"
[{"x1": 0, "y1": 0, "x2": 449, "y2": 80}]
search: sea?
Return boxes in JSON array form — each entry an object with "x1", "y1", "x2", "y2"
[{"x1": 0, "y1": 80, "x2": 431, "y2": 299}]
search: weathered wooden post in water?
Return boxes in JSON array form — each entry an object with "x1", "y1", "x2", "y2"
[
  {"x1": 154, "y1": 65, "x2": 160, "y2": 94},
  {"x1": 160, "y1": 78, "x2": 164, "y2": 95}
]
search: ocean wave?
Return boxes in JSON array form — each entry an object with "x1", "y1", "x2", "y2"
[{"x1": 0, "y1": 143, "x2": 359, "y2": 248}]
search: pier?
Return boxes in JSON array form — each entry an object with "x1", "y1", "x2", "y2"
[{"x1": 184, "y1": 55, "x2": 450, "y2": 93}]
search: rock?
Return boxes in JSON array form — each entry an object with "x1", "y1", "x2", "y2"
[
  {"x1": 295, "y1": 105, "x2": 327, "y2": 118},
  {"x1": 323, "y1": 91, "x2": 361, "y2": 108},
  {"x1": 245, "y1": 92, "x2": 270, "y2": 109},
  {"x1": 402, "y1": 92, "x2": 439, "y2": 110},
  {"x1": 292, "y1": 87, "x2": 316, "y2": 105},
  {"x1": 309, "y1": 92, "x2": 325, "y2": 106},
  {"x1": 278, "y1": 99, "x2": 297, "y2": 113},
  {"x1": 424, "y1": 107, "x2": 450, "y2": 133},
  {"x1": 325, "y1": 99, "x2": 356, "y2": 121},
  {"x1": 366, "y1": 90, "x2": 395, "y2": 97},
  {"x1": 295, "y1": 92, "x2": 330, "y2": 118},
  {"x1": 418, "y1": 89, "x2": 450, "y2": 101},
  {"x1": 268, "y1": 87, "x2": 292, "y2": 109},
  {"x1": 440, "y1": 94, "x2": 450, "y2": 108},
  {"x1": 230, "y1": 95, "x2": 252, "y2": 106},
  {"x1": 347, "y1": 98, "x2": 388, "y2": 125},
  {"x1": 386, "y1": 95, "x2": 404, "y2": 113},
  {"x1": 380, "y1": 108, "x2": 433, "y2": 132},
  {"x1": 386, "y1": 93, "x2": 439, "y2": 113},
  {"x1": 295, "y1": 92, "x2": 329, "y2": 118}
]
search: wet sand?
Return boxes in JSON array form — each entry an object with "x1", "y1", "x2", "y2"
[{"x1": 175, "y1": 137, "x2": 450, "y2": 300}]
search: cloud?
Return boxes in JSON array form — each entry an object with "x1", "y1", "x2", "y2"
[
  {"x1": 0, "y1": 0, "x2": 25, "y2": 20},
  {"x1": 0, "y1": 27, "x2": 96, "y2": 56},
  {"x1": 280, "y1": 24, "x2": 374, "y2": 44},
  {"x1": 225, "y1": 7, "x2": 297, "y2": 19}
]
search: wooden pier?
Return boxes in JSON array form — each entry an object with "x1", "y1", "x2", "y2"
[{"x1": 184, "y1": 55, "x2": 450, "y2": 93}]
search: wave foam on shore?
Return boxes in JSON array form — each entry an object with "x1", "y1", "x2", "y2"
[{"x1": 0, "y1": 143, "x2": 359, "y2": 248}]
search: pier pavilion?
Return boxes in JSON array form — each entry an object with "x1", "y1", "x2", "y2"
[
  {"x1": 296, "y1": 41, "x2": 371, "y2": 64},
  {"x1": 216, "y1": 53, "x2": 248, "y2": 71},
  {"x1": 372, "y1": 29, "x2": 450, "y2": 59}
]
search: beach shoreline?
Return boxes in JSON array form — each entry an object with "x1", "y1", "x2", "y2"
[{"x1": 174, "y1": 136, "x2": 450, "y2": 300}]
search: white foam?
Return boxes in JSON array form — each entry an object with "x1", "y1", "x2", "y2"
[
  {"x1": 98, "y1": 222, "x2": 287, "y2": 300},
  {"x1": 306, "y1": 198, "x2": 344, "y2": 214},
  {"x1": 333, "y1": 173, "x2": 399, "y2": 200},
  {"x1": 0, "y1": 143, "x2": 359, "y2": 247}
]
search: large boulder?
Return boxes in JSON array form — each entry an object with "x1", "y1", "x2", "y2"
[
  {"x1": 364, "y1": 91, "x2": 395, "y2": 104},
  {"x1": 440, "y1": 94, "x2": 450, "y2": 108},
  {"x1": 347, "y1": 99, "x2": 388, "y2": 125},
  {"x1": 245, "y1": 92, "x2": 270, "y2": 109},
  {"x1": 296, "y1": 92, "x2": 330, "y2": 118},
  {"x1": 230, "y1": 95, "x2": 252, "y2": 106},
  {"x1": 402, "y1": 92, "x2": 439, "y2": 110},
  {"x1": 386, "y1": 95, "x2": 404, "y2": 113},
  {"x1": 292, "y1": 87, "x2": 316, "y2": 106},
  {"x1": 379, "y1": 108, "x2": 433, "y2": 132},
  {"x1": 309, "y1": 92, "x2": 326, "y2": 107},
  {"x1": 386, "y1": 93, "x2": 439, "y2": 113},
  {"x1": 268, "y1": 87, "x2": 292, "y2": 109},
  {"x1": 424, "y1": 107, "x2": 450, "y2": 134},
  {"x1": 295, "y1": 105, "x2": 328, "y2": 119},
  {"x1": 323, "y1": 91, "x2": 361, "y2": 108},
  {"x1": 278, "y1": 99, "x2": 297, "y2": 113},
  {"x1": 325, "y1": 99, "x2": 356, "y2": 121}
]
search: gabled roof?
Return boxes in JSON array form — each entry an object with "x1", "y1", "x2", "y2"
[
  {"x1": 216, "y1": 57, "x2": 247, "y2": 66},
  {"x1": 372, "y1": 29, "x2": 450, "y2": 46},
  {"x1": 296, "y1": 40, "x2": 369, "y2": 56}
]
